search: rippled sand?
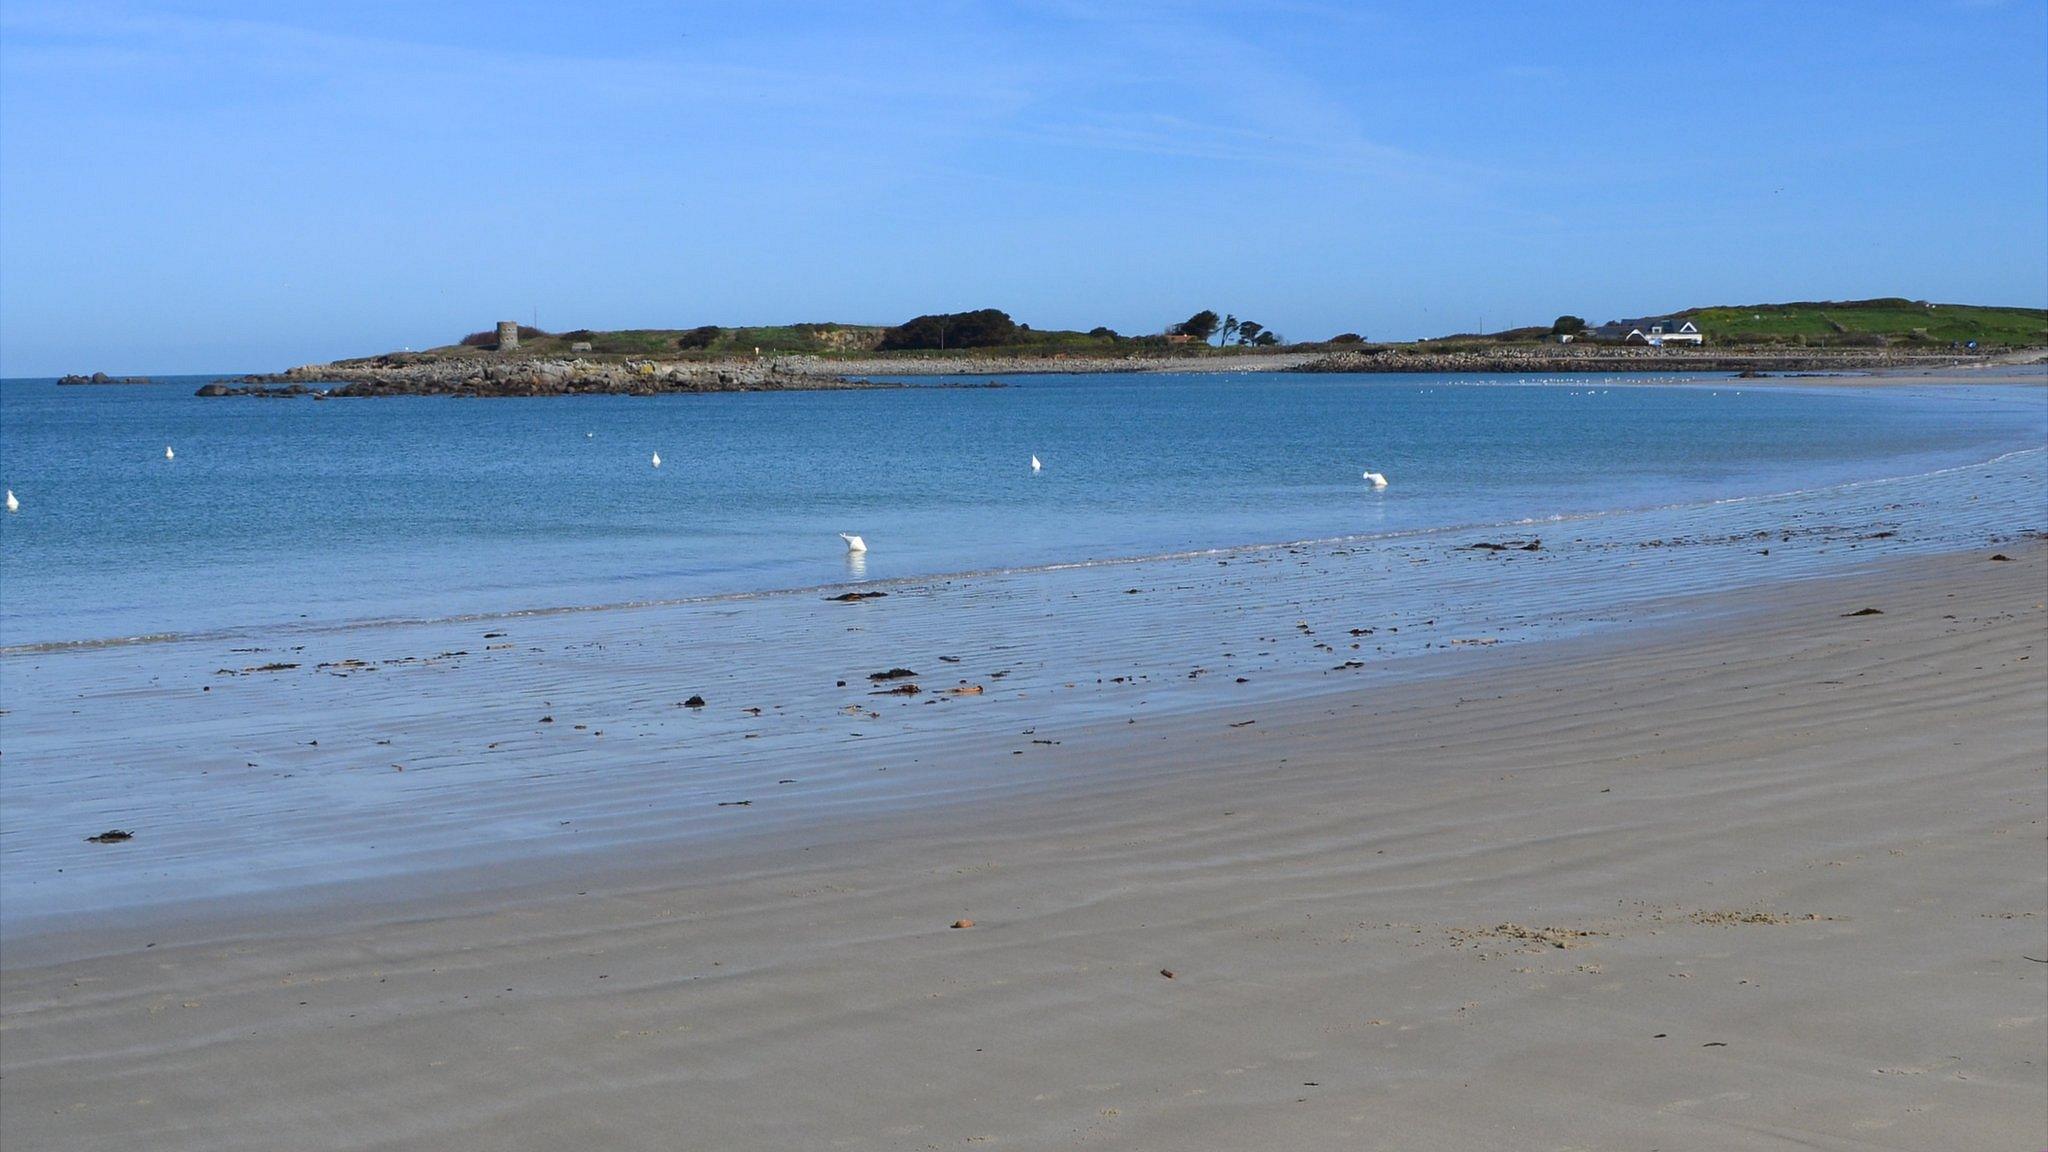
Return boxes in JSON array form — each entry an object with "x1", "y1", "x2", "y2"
[
  {"x1": 1, "y1": 437, "x2": 2043, "y2": 1150},
  {"x1": 3, "y1": 545, "x2": 2042, "y2": 1150}
]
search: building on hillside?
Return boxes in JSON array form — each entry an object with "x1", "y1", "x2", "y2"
[{"x1": 1590, "y1": 317, "x2": 1704, "y2": 346}]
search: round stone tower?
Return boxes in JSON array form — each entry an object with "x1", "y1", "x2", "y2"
[{"x1": 496, "y1": 321, "x2": 520, "y2": 350}]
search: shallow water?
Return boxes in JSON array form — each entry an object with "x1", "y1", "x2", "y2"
[
  {"x1": 2, "y1": 372, "x2": 2042, "y2": 648},
  {"x1": 1, "y1": 374, "x2": 2043, "y2": 936}
]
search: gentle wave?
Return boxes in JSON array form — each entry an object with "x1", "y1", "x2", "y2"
[{"x1": 6, "y1": 445, "x2": 2039, "y2": 657}]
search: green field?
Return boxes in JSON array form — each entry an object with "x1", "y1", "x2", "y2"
[{"x1": 1679, "y1": 299, "x2": 2046, "y2": 347}]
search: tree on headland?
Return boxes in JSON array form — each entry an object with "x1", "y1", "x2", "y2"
[
  {"x1": 1551, "y1": 315, "x2": 1587, "y2": 335},
  {"x1": 1218, "y1": 314, "x2": 1241, "y2": 347},
  {"x1": 877, "y1": 308, "x2": 1019, "y2": 351},
  {"x1": 1170, "y1": 310, "x2": 1221, "y2": 342},
  {"x1": 1233, "y1": 320, "x2": 1264, "y2": 345},
  {"x1": 676, "y1": 325, "x2": 723, "y2": 350},
  {"x1": 1251, "y1": 330, "x2": 1280, "y2": 346}
]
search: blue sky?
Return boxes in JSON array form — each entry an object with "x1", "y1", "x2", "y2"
[{"x1": 1, "y1": 1, "x2": 2043, "y2": 374}]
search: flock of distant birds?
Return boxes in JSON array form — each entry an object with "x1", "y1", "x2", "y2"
[{"x1": 0, "y1": 444, "x2": 1393, "y2": 550}]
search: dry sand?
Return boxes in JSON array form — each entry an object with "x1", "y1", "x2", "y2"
[{"x1": 3, "y1": 547, "x2": 2044, "y2": 1150}]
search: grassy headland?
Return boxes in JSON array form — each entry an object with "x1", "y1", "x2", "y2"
[
  {"x1": 201, "y1": 299, "x2": 2041, "y2": 397},
  {"x1": 402, "y1": 299, "x2": 2045, "y2": 366}
]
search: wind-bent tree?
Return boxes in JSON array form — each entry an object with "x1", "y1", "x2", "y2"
[
  {"x1": 1172, "y1": 310, "x2": 1221, "y2": 342},
  {"x1": 1235, "y1": 320, "x2": 1265, "y2": 345},
  {"x1": 1218, "y1": 314, "x2": 1241, "y2": 347}
]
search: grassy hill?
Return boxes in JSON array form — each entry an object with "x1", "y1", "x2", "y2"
[
  {"x1": 362, "y1": 298, "x2": 2042, "y2": 367},
  {"x1": 1677, "y1": 299, "x2": 2046, "y2": 347},
  {"x1": 1413, "y1": 298, "x2": 2046, "y2": 350},
  {"x1": 471, "y1": 324, "x2": 889, "y2": 358},
  {"x1": 388, "y1": 320, "x2": 1241, "y2": 363}
]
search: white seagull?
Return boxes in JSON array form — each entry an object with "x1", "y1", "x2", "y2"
[
  {"x1": 839, "y1": 533, "x2": 867, "y2": 553},
  {"x1": 164, "y1": 445, "x2": 175, "y2": 461},
  {"x1": 1362, "y1": 471, "x2": 1389, "y2": 489},
  {"x1": 1031, "y1": 454, "x2": 1042, "y2": 473},
  {"x1": 650, "y1": 451, "x2": 662, "y2": 468},
  {"x1": 4, "y1": 489, "x2": 17, "y2": 513}
]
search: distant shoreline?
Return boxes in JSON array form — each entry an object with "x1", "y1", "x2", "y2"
[{"x1": 191, "y1": 345, "x2": 2045, "y2": 398}]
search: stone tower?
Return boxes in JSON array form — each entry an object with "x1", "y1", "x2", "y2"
[{"x1": 496, "y1": 321, "x2": 520, "y2": 350}]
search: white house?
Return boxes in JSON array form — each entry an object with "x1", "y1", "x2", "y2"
[
  {"x1": 1592, "y1": 317, "x2": 1704, "y2": 346},
  {"x1": 1636, "y1": 319, "x2": 1703, "y2": 346}
]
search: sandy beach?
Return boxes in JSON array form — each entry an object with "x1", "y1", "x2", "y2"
[
  {"x1": 5, "y1": 3, "x2": 2043, "y2": 1146},
  {"x1": 2, "y1": 540, "x2": 2042, "y2": 1150}
]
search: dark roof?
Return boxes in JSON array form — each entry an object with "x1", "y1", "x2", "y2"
[{"x1": 1593, "y1": 316, "x2": 1692, "y2": 336}]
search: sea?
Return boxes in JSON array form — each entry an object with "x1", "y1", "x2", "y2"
[
  {"x1": 4, "y1": 368, "x2": 2047, "y2": 936},
  {"x1": 2, "y1": 371, "x2": 2043, "y2": 650}
]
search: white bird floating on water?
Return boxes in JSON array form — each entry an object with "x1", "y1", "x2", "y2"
[
  {"x1": 651, "y1": 452, "x2": 662, "y2": 468},
  {"x1": 1362, "y1": 471, "x2": 1389, "y2": 489},
  {"x1": 164, "y1": 445, "x2": 175, "y2": 461},
  {"x1": 5, "y1": 489, "x2": 17, "y2": 513},
  {"x1": 1031, "y1": 454, "x2": 1042, "y2": 472},
  {"x1": 839, "y1": 533, "x2": 867, "y2": 553}
]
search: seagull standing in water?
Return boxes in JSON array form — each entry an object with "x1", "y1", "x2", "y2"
[
  {"x1": 839, "y1": 533, "x2": 867, "y2": 553},
  {"x1": 1031, "y1": 454, "x2": 1042, "y2": 473},
  {"x1": 1362, "y1": 470, "x2": 1388, "y2": 489},
  {"x1": 164, "y1": 445, "x2": 175, "y2": 461},
  {"x1": 5, "y1": 489, "x2": 17, "y2": 513},
  {"x1": 651, "y1": 451, "x2": 661, "y2": 468}
]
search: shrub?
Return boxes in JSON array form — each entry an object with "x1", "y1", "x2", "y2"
[
  {"x1": 877, "y1": 309, "x2": 1020, "y2": 351},
  {"x1": 676, "y1": 325, "x2": 723, "y2": 350},
  {"x1": 1328, "y1": 332, "x2": 1364, "y2": 344}
]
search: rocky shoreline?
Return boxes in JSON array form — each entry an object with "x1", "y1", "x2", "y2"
[
  {"x1": 202, "y1": 357, "x2": 906, "y2": 398},
  {"x1": 1287, "y1": 346, "x2": 1983, "y2": 374},
  {"x1": 195, "y1": 345, "x2": 2013, "y2": 398}
]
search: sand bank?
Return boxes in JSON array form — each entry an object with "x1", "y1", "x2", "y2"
[{"x1": 2, "y1": 544, "x2": 2042, "y2": 1150}]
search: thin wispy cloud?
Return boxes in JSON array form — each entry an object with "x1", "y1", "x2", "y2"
[{"x1": 1, "y1": 1, "x2": 2041, "y2": 373}]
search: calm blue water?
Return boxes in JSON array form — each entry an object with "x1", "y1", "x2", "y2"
[{"x1": 1, "y1": 372, "x2": 2042, "y2": 647}]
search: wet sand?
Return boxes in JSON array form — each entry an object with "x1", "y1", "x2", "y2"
[{"x1": 2, "y1": 546, "x2": 2042, "y2": 1150}]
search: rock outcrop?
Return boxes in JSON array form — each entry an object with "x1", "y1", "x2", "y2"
[{"x1": 203, "y1": 357, "x2": 903, "y2": 398}]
